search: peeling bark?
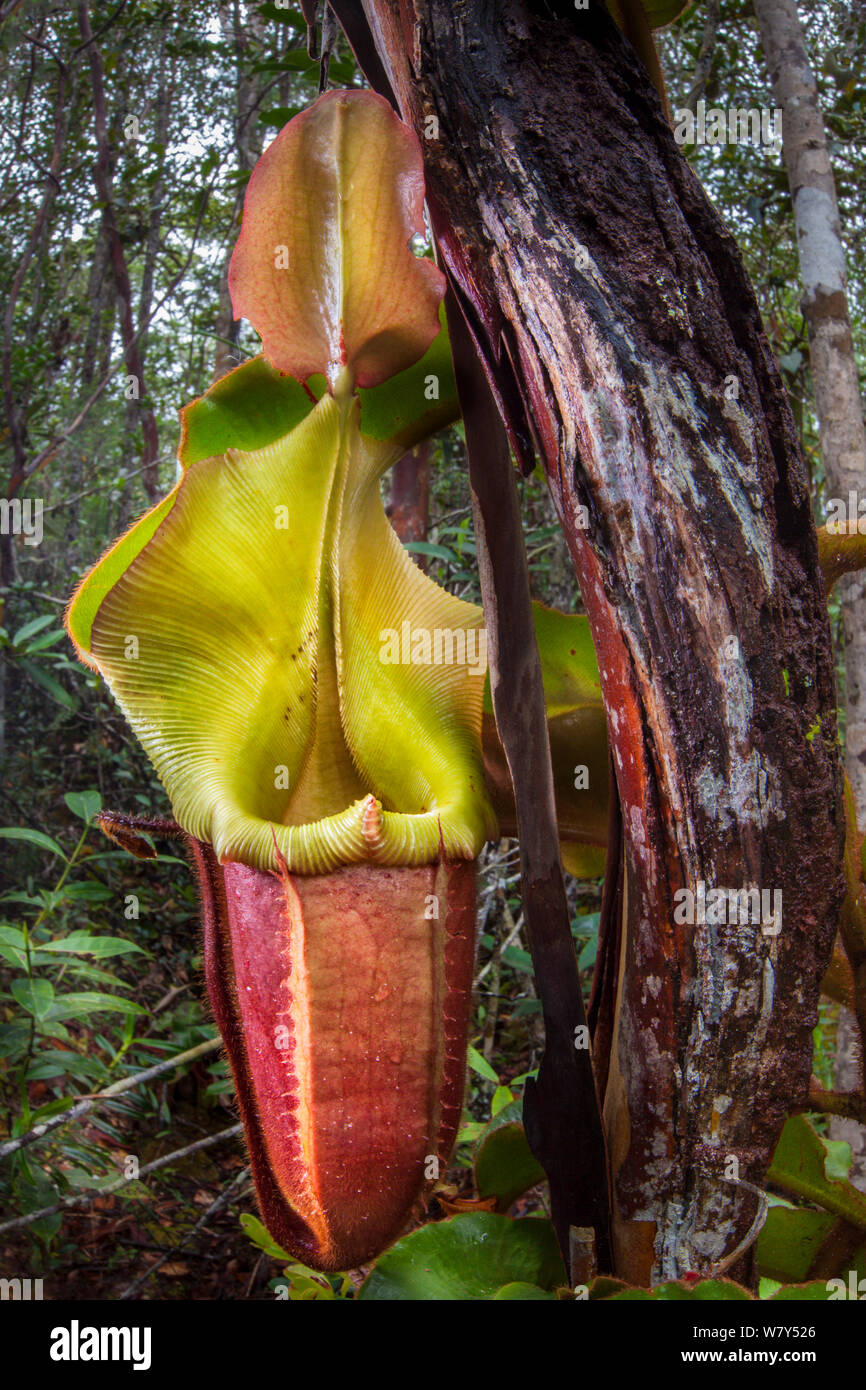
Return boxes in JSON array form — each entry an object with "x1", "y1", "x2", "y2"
[{"x1": 357, "y1": 0, "x2": 845, "y2": 1282}]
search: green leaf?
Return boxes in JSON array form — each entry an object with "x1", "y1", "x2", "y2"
[
  {"x1": 757, "y1": 1205, "x2": 837, "y2": 1284},
  {"x1": 59, "y1": 881, "x2": 114, "y2": 903},
  {"x1": 15, "y1": 1167, "x2": 62, "y2": 1244},
  {"x1": 27, "y1": 1095, "x2": 81, "y2": 1123},
  {"x1": 54, "y1": 960, "x2": 127, "y2": 988},
  {"x1": 403, "y1": 542, "x2": 458, "y2": 564},
  {"x1": 610, "y1": 1279, "x2": 753, "y2": 1301},
  {"x1": 256, "y1": 4, "x2": 305, "y2": 24},
  {"x1": 0, "y1": 827, "x2": 66, "y2": 858},
  {"x1": 19, "y1": 660, "x2": 78, "y2": 710},
  {"x1": 573, "y1": 911, "x2": 601, "y2": 935},
  {"x1": 474, "y1": 1120, "x2": 547, "y2": 1212},
  {"x1": 578, "y1": 936, "x2": 598, "y2": 970},
  {"x1": 11, "y1": 977, "x2": 56, "y2": 1022},
  {"x1": 45, "y1": 992, "x2": 146, "y2": 1020},
  {"x1": 240, "y1": 1212, "x2": 293, "y2": 1261},
  {"x1": 467, "y1": 1045, "x2": 499, "y2": 1084},
  {"x1": 456, "y1": 1119, "x2": 486, "y2": 1145},
  {"x1": 477, "y1": 1095, "x2": 523, "y2": 1130},
  {"x1": 769, "y1": 1281, "x2": 838, "y2": 1301},
  {"x1": 512, "y1": 999, "x2": 543, "y2": 1017},
  {"x1": 37, "y1": 932, "x2": 145, "y2": 958},
  {"x1": 501, "y1": 944, "x2": 534, "y2": 973},
  {"x1": 277, "y1": 49, "x2": 324, "y2": 74},
  {"x1": 490, "y1": 1085, "x2": 514, "y2": 1116},
  {"x1": 0, "y1": 926, "x2": 29, "y2": 968},
  {"x1": 759, "y1": 1277, "x2": 782, "y2": 1299},
  {"x1": 12, "y1": 614, "x2": 55, "y2": 646},
  {"x1": 275, "y1": 1265, "x2": 340, "y2": 1300},
  {"x1": 24, "y1": 1050, "x2": 108, "y2": 1084},
  {"x1": 768, "y1": 1115, "x2": 866, "y2": 1231},
  {"x1": 63, "y1": 789, "x2": 102, "y2": 822},
  {"x1": 492, "y1": 1281, "x2": 557, "y2": 1300},
  {"x1": 258, "y1": 105, "x2": 305, "y2": 129},
  {"x1": 358, "y1": 1212, "x2": 566, "y2": 1300},
  {"x1": 21, "y1": 628, "x2": 67, "y2": 654}
]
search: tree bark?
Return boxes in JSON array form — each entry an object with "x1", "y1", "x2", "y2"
[
  {"x1": 754, "y1": 0, "x2": 866, "y2": 1183},
  {"x1": 356, "y1": 0, "x2": 845, "y2": 1283}
]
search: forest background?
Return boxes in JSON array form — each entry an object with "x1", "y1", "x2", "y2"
[{"x1": 0, "y1": 0, "x2": 864, "y2": 1300}]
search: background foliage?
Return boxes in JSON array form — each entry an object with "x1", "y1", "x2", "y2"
[{"x1": 1, "y1": 0, "x2": 864, "y2": 1298}]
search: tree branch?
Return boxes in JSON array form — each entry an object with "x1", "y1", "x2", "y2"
[
  {"x1": 0, "y1": 1123, "x2": 243, "y2": 1237},
  {"x1": 0, "y1": 1037, "x2": 222, "y2": 1161}
]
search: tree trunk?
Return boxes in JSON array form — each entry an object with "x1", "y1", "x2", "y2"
[
  {"x1": 77, "y1": 228, "x2": 115, "y2": 391},
  {"x1": 683, "y1": 0, "x2": 721, "y2": 113},
  {"x1": 212, "y1": 0, "x2": 268, "y2": 382},
  {"x1": 78, "y1": 2, "x2": 160, "y2": 502},
  {"x1": 353, "y1": 0, "x2": 845, "y2": 1283},
  {"x1": 754, "y1": 0, "x2": 866, "y2": 1184},
  {"x1": 388, "y1": 441, "x2": 430, "y2": 561}
]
